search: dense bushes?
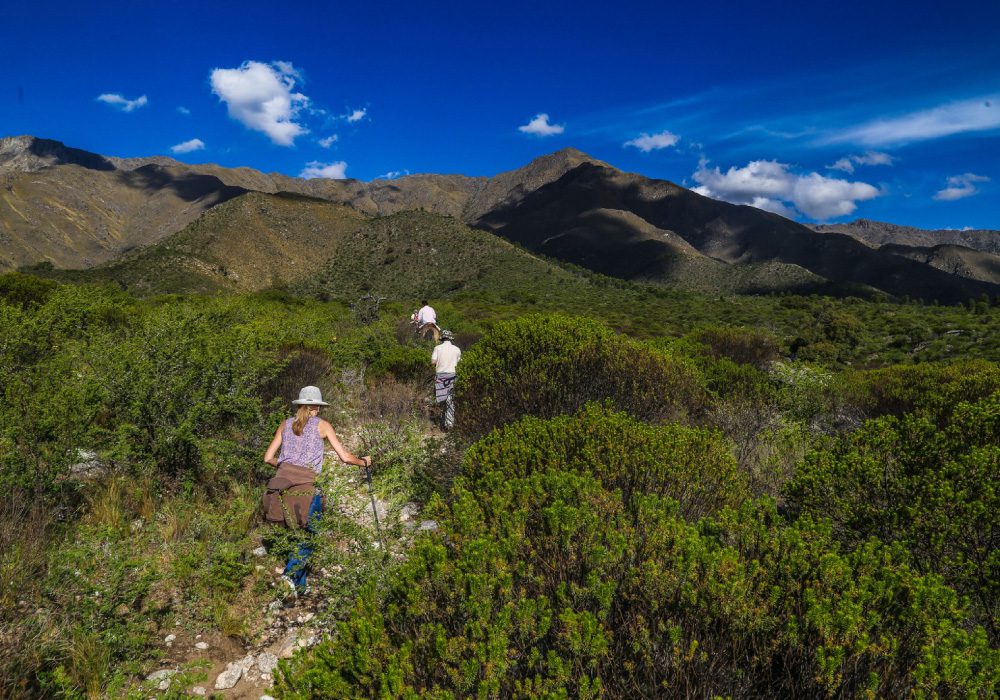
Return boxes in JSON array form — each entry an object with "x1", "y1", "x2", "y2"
[
  {"x1": 4, "y1": 274, "x2": 999, "y2": 696},
  {"x1": 278, "y1": 406, "x2": 998, "y2": 698},
  {"x1": 841, "y1": 359, "x2": 1000, "y2": 423},
  {"x1": 785, "y1": 391, "x2": 1000, "y2": 642},
  {"x1": 462, "y1": 404, "x2": 747, "y2": 522},
  {"x1": 1, "y1": 288, "x2": 288, "y2": 493},
  {"x1": 0, "y1": 287, "x2": 317, "y2": 694},
  {"x1": 690, "y1": 325, "x2": 779, "y2": 370},
  {"x1": 455, "y1": 314, "x2": 706, "y2": 438},
  {"x1": 0, "y1": 271, "x2": 58, "y2": 308}
]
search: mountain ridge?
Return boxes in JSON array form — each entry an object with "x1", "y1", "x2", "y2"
[
  {"x1": 814, "y1": 218, "x2": 1000, "y2": 255},
  {"x1": 2, "y1": 135, "x2": 998, "y2": 303}
]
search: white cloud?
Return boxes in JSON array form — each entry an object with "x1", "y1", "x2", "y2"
[
  {"x1": 827, "y1": 94, "x2": 1000, "y2": 146},
  {"x1": 345, "y1": 108, "x2": 367, "y2": 123},
  {"x1": 518, "y1": 113, "x2": 565, "y2": 136},
  {"x1": 692, "y1": 159, "x2": 881, "y2": 220},
  {"x1": 623, "y1": 130, "x2": 679, "y2": 152},
  {"x1": 828, "y1": 151, "x2": 895, "y2": 173},
  {"x1": 210, "y1": 60, "x2": 310, "y2": 146},
  {"x1": 748, "y1": 197, "x2": 797, "y2": 219},
  {"x1": 933, "y1": 173, "x2": 990, "y2": 201},
  {"x1": 271, "y1": 61, "x2": 301, "y2": 79},
  {"x1": 318, "y1": 135, "x2": 339, "y2": 148},
  {"x1": 97, "y1": 93, "x2": 148, "y2": 112},
  {"x1": 375, "y1": 169, "x2": 410, "y2": 180},
  {"x1": 177, "y1": 106, "x2": 191, "y2": 116},
  {"x1": 170, "y1": 138, "x2": 206, "y2": 153},
  {"x1": 299, "y1": 160, "x2": 348, "y2": 179}
]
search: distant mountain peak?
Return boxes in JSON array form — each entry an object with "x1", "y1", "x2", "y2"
[
  {"x1": 0, "y1": 135, "x2": 117, "y2": 174},
  {"x1": 0, "y1": 135, "x2": 181, "y2": 175},
  {"x1": 524, "y1": 147, "x2": 611, "y2": 172}
]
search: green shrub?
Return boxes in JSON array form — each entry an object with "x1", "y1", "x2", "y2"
[
  {"x1": 86, "y1": 301, "x2": 285, "y2": 479},
  {"x1": 278, "y1": 407, "x2": 998, "y2": 698},
  {"x1": 0, "y1": 272, "x2": 58, "y2": 308},
  {"x1": 840, "y1": 359, "x2": 1000, "y2": 423},
  {"x1": 462, "y1": 404, "x2": 748, "y2": 522},
  {"x1": 367, "y1": 343, "x2": 433, "y2": 384},
  {"x1": 691, "y1": 325, "x2": 779, "y2": 370},
  {"x1": 455, "y1": 314, "x2": 706, "y2": 438},
  {"x1": 785, "y1": 391, "x2": 1000, "y2": 641}
]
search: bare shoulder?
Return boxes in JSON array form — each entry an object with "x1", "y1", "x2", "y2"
[{"x1": 318, "y1": 418, "x2": 336, "y2": 434}]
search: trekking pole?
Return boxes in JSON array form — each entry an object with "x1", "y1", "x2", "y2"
[{"x1": 363, "y1": 458, "x2": 386, "y2": 553}]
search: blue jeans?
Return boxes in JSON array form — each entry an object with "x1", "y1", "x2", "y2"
[{"x1": 284, "y1": 493, "x2": 322, "y2": 590}]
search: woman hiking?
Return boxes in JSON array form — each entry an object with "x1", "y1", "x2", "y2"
[{"x1": 262, "y1": 385, "x2": 371, "y2": 593}]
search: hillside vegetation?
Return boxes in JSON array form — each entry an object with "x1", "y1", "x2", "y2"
[
  {"x1": 1, "y1": 260, "x2": 998, "y2": 698},
  {"x1": 5, "y1": 137, "x2": 1000, "y2": 303}
]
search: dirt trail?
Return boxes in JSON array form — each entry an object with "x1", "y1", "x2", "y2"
[{"x1": 141, "y1": 440, "x2": 441, "y2": 698}]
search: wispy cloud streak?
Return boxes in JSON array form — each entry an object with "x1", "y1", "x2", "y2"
[
  {"x1": 934, "y1": 173, "x2": 990, "y2": 201},
  {"x1": 825, "y1": 94, "x2": 1000, "y2": 146}
]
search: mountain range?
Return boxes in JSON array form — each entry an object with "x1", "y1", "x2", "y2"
[{"x1": 2, "y1": 135, "x2": 998, "y2": 303}]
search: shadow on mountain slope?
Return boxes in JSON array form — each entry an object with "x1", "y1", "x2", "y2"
[
  {"x1": 118, "y1": 164, "x2": 247, "y2": 204},
  {"x1": 477, "y1": 162, "x2": 1000, "y2": 304}
]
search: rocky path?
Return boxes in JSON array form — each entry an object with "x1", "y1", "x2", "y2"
[{"x1": 140, "y1": 447, "x2": 438, "y2": 698}]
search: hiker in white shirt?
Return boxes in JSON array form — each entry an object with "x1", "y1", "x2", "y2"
[
  {"x1": 417, "y1": 300, "x2": 436, "y2": 327},
  {"x1": 431, "y1": 331, "x2": 461, "y2": 429}
]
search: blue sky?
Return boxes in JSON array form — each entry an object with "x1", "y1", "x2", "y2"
[{"x1": 3, "y1": 0, "x2": 999, "y2": 228}]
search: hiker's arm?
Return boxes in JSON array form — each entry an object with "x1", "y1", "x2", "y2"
[
  {"x1": 319, "y1": 420, "x2": 371, "y2": 468},
  {"x1": 263, "y1": 424, "x2": 283, "y2": 467}
]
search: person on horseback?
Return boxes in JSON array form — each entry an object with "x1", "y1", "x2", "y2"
[
  {"x1": 262, "y1": 386, "x2": 371, "y2": 593},
  {"x1": 431, "y1": 330, "x2": 461, "y2": 430},
  {"x1": 412, "y1": 300, "x2": 440, "y2": 341}
]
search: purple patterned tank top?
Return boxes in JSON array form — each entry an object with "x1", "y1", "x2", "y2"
[{"x1": 278, "y1": 416, "x2": 325, "y2": 473}]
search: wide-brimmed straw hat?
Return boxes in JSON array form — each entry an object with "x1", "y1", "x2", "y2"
[{"x1": 292, "y1": 386, "x2": 329, "y2": 406}]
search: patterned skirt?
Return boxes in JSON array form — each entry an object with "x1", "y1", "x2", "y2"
[{"x1": 435, "y1": 372, "x2": 456, "y2": 403}]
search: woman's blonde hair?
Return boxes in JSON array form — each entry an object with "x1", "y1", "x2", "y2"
[{"x1": 292, "y1": 405, "x2": 316, "y2": 436}]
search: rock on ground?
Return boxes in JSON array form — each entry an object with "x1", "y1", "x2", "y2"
[
  {"x1": 214, "y1": 663, "x2": 243, "y2": 690},
  {"x1": 257, "y1": 651, "x2": 279, "y2": 675},
  {"x1": 145, "y1": 668, "x2": 177, "y2": 691},
  {"x1": 268, "y1": 629, "x2": 300, "y2": 659},
  {"x1": 399, "y1": 502, "x2": 419, "y2": 522}
]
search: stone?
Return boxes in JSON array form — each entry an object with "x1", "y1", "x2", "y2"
[
  {"x1": 69, "y1": 449, "x2": 104, "y2": 478},
  {"x1": 145, "y1": 669, "x2": 176, "y2": 691},
  {"x1": 163, "y1": 634, "x2": 176, "y2": 643},
  {"x1": 256, "y1": 651, "x2": 279, "y2": 674},
  {"x1": 399, "y1": 502, "x2": 419, "y2": 523},
  {"x1": 418, "y1": 520, "x2": 439, "y2": 531},
  {"x1": 359, "y1": 498, "x2": 390, "y2": 524},
  {"x1": 261, "y1": 695, "x2": 277, "y2": 700},
  {"x1": 269, "y1": 630, "x2": 299, "y2": 659},
  {"x1": 252, "y1": 545, "x2": 267, "y2": 557},
  {"x1": 192, "y1": 687, "x2": 206, "y2": 696},
  {"x1": 214, "y1": 662, "x2": 243, "y2": 690},
  {"x1": 195, "y1": 641, "x2": 209, "y2": 650}
]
